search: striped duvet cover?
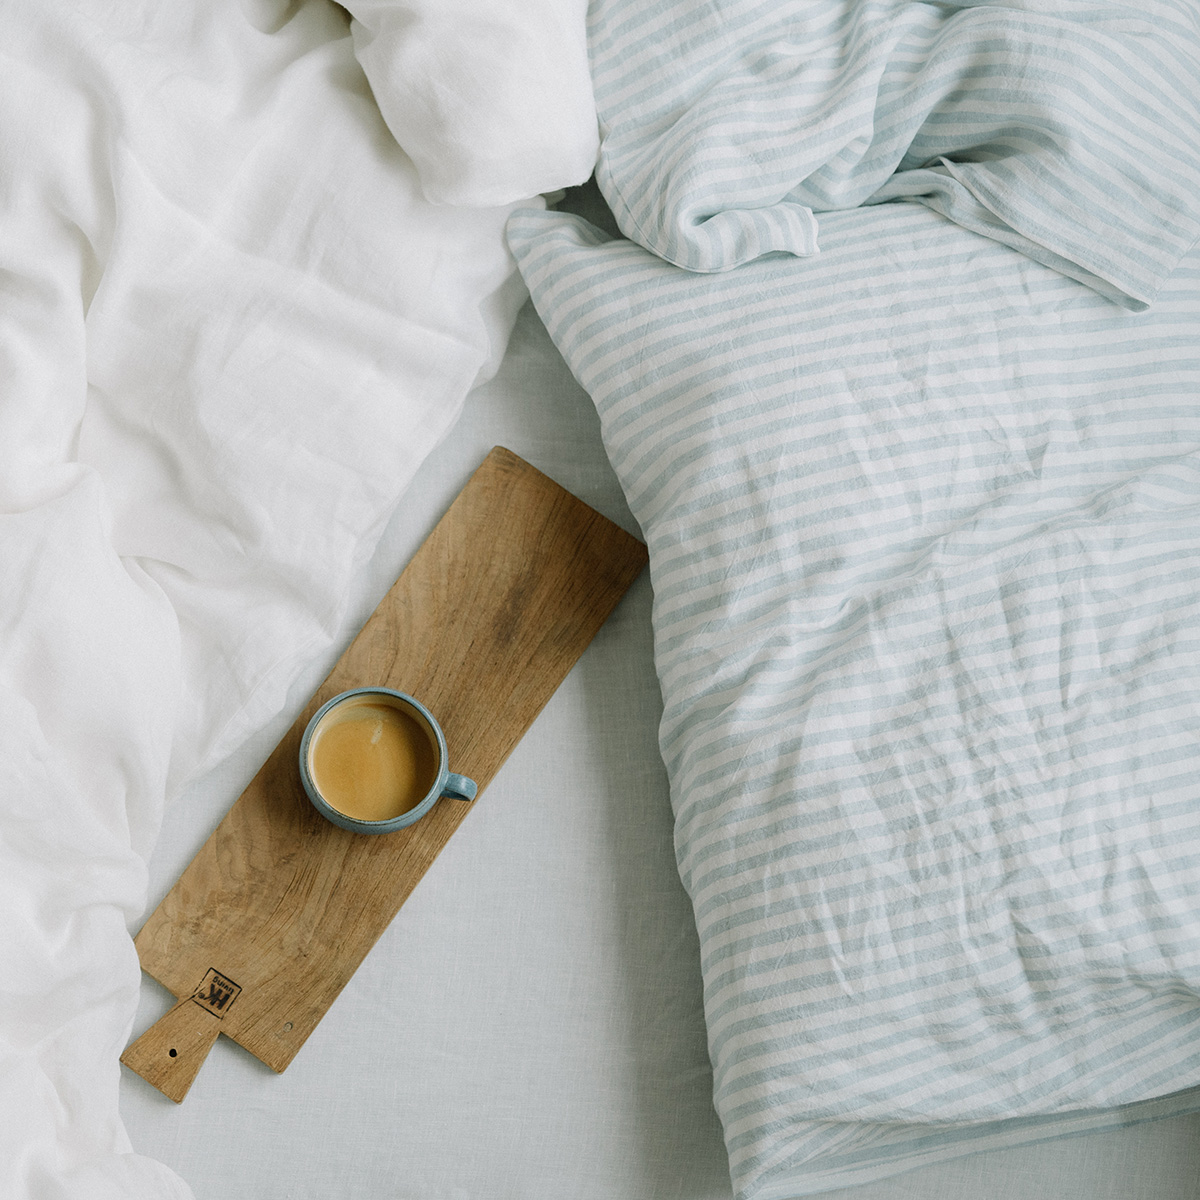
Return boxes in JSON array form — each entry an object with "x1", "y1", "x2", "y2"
[{"x1": 507, "y1": 2, "x2": 1200, "y2": 1196}]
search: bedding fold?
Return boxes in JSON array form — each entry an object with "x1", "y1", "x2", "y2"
[
  {"x1": 588, "y1": 0, "x2": 1200, "y2": 307},
  {"x1": 344, "y1": 0, "x2": 598, "y2": 207}
]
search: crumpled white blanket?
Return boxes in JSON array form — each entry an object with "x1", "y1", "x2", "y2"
[
  {"x1": 0, "y1": 2, "x2": 531, "y2": 1196},
  {"x1": 345, "y1": 0, "x2": 598, "y2": 207}
]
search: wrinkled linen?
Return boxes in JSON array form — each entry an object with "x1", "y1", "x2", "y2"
[
  {"x1": 345, "y1": 0, "x2": 598, "y2": 206},
  {"x1": 0, "y1": 2, "x2": 529, "y2": 1196},
  {"x1": 512, "y1": 196, "x2": 1200, "y2": 1200},
  {"x1": 508, "y1": 1, "x2": 1200, "y2": 1196},
  {"x1": 589, "y1": 0, "x2": 1200, "y2": 306}
]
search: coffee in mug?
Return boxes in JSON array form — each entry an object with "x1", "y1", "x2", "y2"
[
  {"x1": 299, "y1": 688, "x2": 476, "y2": 833},
  {"x1": 306, "y1": 695, "x2": 437, "y2": 822}
]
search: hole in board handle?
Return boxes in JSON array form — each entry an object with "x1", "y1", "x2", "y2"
[{"x1": 168, "y1": 1048, "x2": 177, "y2": 1057}]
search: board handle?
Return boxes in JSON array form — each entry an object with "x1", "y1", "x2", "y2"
[{"x1": 121, "y1": 994, "x2": 222, "y2": 1102}]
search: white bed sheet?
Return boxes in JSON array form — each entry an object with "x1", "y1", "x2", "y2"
[
  {"x1": 120, "y1": 300, "x2": 1200, "y2": 1200},
  {"x1": 1, "y1": 3, "x2": 530, "y2": 1194}
]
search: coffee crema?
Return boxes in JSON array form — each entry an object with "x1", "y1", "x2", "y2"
[{"x1": 306, "y1": 696, "x2": 438, "y2": 822}]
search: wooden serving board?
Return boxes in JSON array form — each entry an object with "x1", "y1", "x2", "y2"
[{"x1": 122, "y1": 447, "x2": 647, "y2": 1102}]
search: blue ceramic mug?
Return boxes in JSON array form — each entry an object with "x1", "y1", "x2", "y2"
[{"x1": 299, "y1": 687, "x2": 476, "y2": 834}]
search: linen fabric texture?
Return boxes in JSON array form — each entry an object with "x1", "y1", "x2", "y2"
[
  {"x1": 509, "y1": 193, "x2": 1200, "y2": 1200},
  {"x1": 344, "y1": 0, "x2": 599, "y2": 206},
  {"x1": 507, "y1": 2, "x2": 1200, "y2": 1194},
  {"x1": 0, "y1": 2, "x2": 528, "y2": 1196},
  {"x1": 587, "y1": 0, "x2": 1200, "y2": 308}
]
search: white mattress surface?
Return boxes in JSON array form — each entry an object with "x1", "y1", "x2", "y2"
[{"x1": 120, "y1": 302, "x2": 1200, "y2": 1200}]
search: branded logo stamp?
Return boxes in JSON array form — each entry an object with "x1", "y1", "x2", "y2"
[{"x1": 190, "y1": 968, "x2": 242, "y2": 1019}]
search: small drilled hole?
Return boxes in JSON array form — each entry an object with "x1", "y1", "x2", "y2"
[{"x1": 168, "y1": 1048, "x2": 178, "y2": 1058}]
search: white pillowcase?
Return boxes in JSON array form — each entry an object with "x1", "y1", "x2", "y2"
[{"x1": 345, "y1": 0, "x2": 598, "y2": 207}]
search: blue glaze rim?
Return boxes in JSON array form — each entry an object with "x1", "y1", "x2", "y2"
[{"x1": 298, "y1": 687, "x2": 475, "y2": 835}]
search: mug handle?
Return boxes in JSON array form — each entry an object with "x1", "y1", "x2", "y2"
[{"x1": 441, "y1": 772, "x2": 477, "y2": 803}]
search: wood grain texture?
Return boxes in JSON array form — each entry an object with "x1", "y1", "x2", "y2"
[
  {"x1": 119, "y1": 992, "x2": 224, "y2": 1103},
  {"x1": 123, "y1": 447, "x2": 647, "y2": 1098}
]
